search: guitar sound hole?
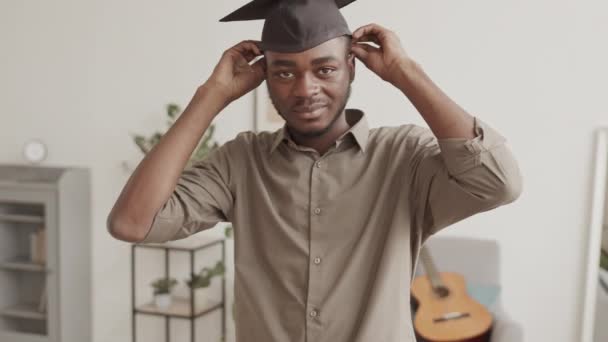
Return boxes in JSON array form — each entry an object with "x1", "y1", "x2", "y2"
[{"x1": 434, "y1": 286, "x2": 450, "y2": 298}]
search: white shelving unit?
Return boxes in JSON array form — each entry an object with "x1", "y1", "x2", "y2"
[
  {"x1": 0, "y1": 165, "x2": 91, "y2": 342},
  {"x1": 132, "y1": 234, "x2": 226, "y2": 342}
]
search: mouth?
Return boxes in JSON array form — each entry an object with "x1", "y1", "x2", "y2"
[{"x1": 291, "y1": 104, "x2": 327, "y2": 119}]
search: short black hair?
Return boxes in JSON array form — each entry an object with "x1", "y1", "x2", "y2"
[{"x1": 342, "y1": 35, "x2": 352, "y2": 58}]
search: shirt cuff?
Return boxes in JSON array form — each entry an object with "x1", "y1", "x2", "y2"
[
  {"x1": 436, "y1": 117, "x2": 507, "y2": 175},
  {"x1": 137, "y1": 214, "x2": 180, "y2": 244}
]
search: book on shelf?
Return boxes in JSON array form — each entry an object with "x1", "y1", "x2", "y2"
[
  {"x1": 38, "y1": 284, "x2": 47, "y2": 313},
  {"x1": 29, "y1": 228, "x2": 46, "y2": 265}
]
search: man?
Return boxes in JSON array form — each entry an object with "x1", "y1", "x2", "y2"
[{"x1": 107, "y1": 0, "x2": 522, "y2": 341}]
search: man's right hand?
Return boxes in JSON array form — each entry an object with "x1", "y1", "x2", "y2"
[{"x1": 207, "y1": 40, "x2": 266, "y2": 104}]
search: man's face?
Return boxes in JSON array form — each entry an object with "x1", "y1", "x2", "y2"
[{"x1": 264, "y1": 37, "x2": 355, "y2": 138}]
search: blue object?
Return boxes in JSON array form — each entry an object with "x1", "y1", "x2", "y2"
[{"x1": 467, "y1": 284, "x2": 501, "y2": 309}]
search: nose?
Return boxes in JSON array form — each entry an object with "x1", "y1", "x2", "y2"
[{"x1": 291, "y1": 73, "x2": 319, "y2": 98}]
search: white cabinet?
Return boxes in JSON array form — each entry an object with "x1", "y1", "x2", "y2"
[{"x1": 0, "y1": 165, "x2": 91, "y2": 342}]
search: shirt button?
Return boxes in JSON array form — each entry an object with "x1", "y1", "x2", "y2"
[
  {"x1": 310, "y1": 309, "x2": 318, "y2": 318},
  {"x1": 315, "y1": 161, "x2": 322, "y2": 168},
  {"x1": 314, "y1": 208, "x2": 322, "y2": 215},
  {"x1": 314, "y1": 257, "x2": 322, "y2": 265}
]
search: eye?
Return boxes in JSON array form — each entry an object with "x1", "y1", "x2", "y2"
[
  {"x1": 318, "y1": 67, "x2": 335, "y2": 76},
  {"x1": 277, "y1": 71, "x2": 295, "y2": 79}
]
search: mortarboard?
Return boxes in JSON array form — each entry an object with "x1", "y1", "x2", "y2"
[{"x1": 220, "y1": 0, "x2": 357, "y2": 53}]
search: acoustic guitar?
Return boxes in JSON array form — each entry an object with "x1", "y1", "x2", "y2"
[{"x1": 411, "y1": 246, "x2": 493, "y2": 342}]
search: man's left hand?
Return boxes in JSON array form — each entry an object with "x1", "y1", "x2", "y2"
[{"x1": 351, "y1": 24, "x2": 411, "y2": 85}]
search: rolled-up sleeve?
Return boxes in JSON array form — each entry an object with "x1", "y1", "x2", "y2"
[
  {"x1": 408, "y1": 117, "x2": 523, "y2": 239},
  {"x1": 138, "y1": 141, "x2": 237, "y2": 244}
]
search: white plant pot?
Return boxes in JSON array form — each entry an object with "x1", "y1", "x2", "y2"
[
  {"x1": 154, "y1": 293, "x2": 172, "y2": 310},
  {"x1": 193, "y1": 287, "x2": 211, "y2": 309},
  {"x1": 173, "y1": 282, "x2": 215, "y2": 311}
]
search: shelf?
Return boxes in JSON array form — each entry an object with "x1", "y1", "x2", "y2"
[
  {"x1": 0, "y1": 330, "x2": 49, "y2": 342},
  {"x1": 0, "y1": 303, "x2": 46, "y2": 321},
  {"x1": 0, "y1": 213, "x2": 44, "y2": 224},
  {"x1": 0, "y1": 165, "x2": 91, "y2": 341},
  {"x1": 139, "y1": 234, "x2": 225, "y2": 251},
  {"x1": 135, "y1": 297, "x2": 223, "y2": 319},
  {"x1": 0, "y1": 258, "x2": 47, "y2": 272}
]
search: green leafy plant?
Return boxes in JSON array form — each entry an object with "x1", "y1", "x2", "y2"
[
  {"x1": 224, "y1": 225, "x2": 233, "y2": 239},
  {"x1": 132, "y1": 103, "x2": 219, "y2": 166},
  {"x1": 151, "y1": 277, "x2": 178, "y2": 295},
  {"x1": 134, "y1": 104, "x2": 234, "y2": 342},
  {"x1": 601, "y1": 248, "x2": 608, "y2": 271},
  {"x1": 186, "y1": 261, "x2": 226, "y2": 289},
  {"x1": 131, "y1": 103, "x2": 234, "y2": 240}
]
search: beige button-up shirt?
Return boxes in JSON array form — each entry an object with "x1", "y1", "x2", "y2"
[{"x1": 140, "y1": 109, "x2": 522, "y2": 342}]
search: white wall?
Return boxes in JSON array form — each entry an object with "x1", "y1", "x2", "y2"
[{"x1": 2, "y1": 0, "x2": 607, "y2": 341}]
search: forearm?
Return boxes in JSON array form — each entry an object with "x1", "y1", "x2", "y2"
[
  {"x1": 107, "y1": 83, "x2": 229, "y2": 242},
  {"x1": 410, "y1": 118, "x2": 523, "y2": 236},
  {"x1": 392, "y1": 58, "x2": 476, "y2": 140}
]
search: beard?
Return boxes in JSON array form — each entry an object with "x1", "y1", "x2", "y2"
[{"x1": 268, "y1": 84, "x2": 352, "y2": 138}]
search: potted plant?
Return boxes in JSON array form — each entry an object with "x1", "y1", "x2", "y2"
[
  {"x1": 133, "y1": 104, "x2": 235, "y2": 329},
  {"x1": 131, "y1": 104, "x2": 235, "y2": 239},
  {"x1": 599, "y1": 248, "x2": 608, "y2": 292},
  {"x1": 184, "y1": 261, "x2": 225, "y2": 310},
  {"x1": 151, "y1": 277, "x2": 178, "y2": 310},
  {"x1": 224, "y1": 224, "x2": 233, "y2": 239},
  {"x1": 131, "y1": 103, "x2": 219, "y2": 168}
]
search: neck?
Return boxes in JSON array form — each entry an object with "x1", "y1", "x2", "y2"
[{"x1": 288, "y1": 110, "x2": 350, "y2": 155}]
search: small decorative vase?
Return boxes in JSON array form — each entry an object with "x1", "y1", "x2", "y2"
[
  {"x1": 193, "y1": 287, "x2": 211, "y2": 310},
  {"x1": 154, "y1": 293, "x2": 172, "y2": 310}
]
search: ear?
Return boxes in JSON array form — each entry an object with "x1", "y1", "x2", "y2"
[{"x1": 347, "y1": 52, "x2": 356, "y2": 83}]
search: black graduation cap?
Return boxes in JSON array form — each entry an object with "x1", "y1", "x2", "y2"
[{"x1": 220, "y1": 0, "x2": 357, "y2": 53}]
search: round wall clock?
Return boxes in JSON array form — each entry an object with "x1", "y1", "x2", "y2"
[{"x1": 23, "y1": 139, "x2": 47, "y2": 163}]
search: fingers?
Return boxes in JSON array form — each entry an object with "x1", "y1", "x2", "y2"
[
  {"x1": 350, "y1": 45, "x2": 369, "y2": 61},
  {"x1": 230, "y1": 40, "x2": 262, "y2": 55},
  {"x1": 352, "y1": 23, "x2": 386, "y2": 41},
  {"x1": 352, "y1": 23, "x2": 398, "y2": 50},
  {"x1": 250, "y1": 57, "x2": 267, "y2": 80},
  {"x1": 351, "y1": 43, "x2": 380, "y2": 63},
  {"x1": 352, "y1": 43, "x2": 380, "y2": 53},
  {"x1": 229, "y1": 40, "x2": 263, "y2": 63},
  {"x1": 354, "y1": 35, "x2": 381, "y2": 48}
]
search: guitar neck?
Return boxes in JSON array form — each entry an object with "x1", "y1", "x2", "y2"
[{"x1": 420, "y1": 246, "x2": 444, "y2": 290}]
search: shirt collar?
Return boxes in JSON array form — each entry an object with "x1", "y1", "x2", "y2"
[{"x1": 269, "y1": 108, "x2": 369, "y2": 154}]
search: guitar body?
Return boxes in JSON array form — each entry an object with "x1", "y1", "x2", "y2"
[{"x1": 411, "y1": 272, "x2": 493, "y2": 342}]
